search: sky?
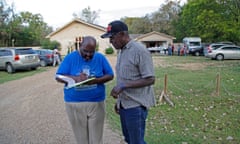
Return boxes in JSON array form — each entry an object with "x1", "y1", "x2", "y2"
[{"x1": 5, "y1": 0, "x2": 185, "y2": 30}]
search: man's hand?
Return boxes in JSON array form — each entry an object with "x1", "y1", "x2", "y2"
[
  {"x1": 75, "y1": 73, "x2": 88, "y2": 82},
  {"x1": 114, "y1": 103, "x2": 119, "y2": 114},
  {"x1": 110, "y1": 84, "x2": 125, "y2": 99}
]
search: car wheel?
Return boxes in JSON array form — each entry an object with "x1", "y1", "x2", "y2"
[
  {"x1": 32, "y1": 67, "x2": 37, "y2": 70},
  {"x1": 195, "y1": 52, "x2": 200, "y2": 56},
  {"x1": 40, "y1": 60, "x2": 47, "y2": 67},
  {"x1": 216, "y1": 54, "x2": 224, "y2": 61},
  {"x1": 6, "y1": 63, "x2": 15, "y2": 73}
]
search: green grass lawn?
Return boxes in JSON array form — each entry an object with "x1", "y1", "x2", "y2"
[
  {"x1": 106, "y1": 56, "x2": 240, "y2": 144},
  {"x1": 0, "y1": 67, "x2": 49, "y2": 84}
]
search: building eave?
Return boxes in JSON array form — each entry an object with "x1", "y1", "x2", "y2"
[
  {"x1": 134, "y1": 31, "x2": 176, "y2": 41},
  {"x1": 46, "y1": 18, "x2": 106, "y2": 38}
]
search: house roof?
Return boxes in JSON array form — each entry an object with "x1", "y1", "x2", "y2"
[
  {"x1": 134, "y1": 31, "x2": 176, "y2": 41},
  {"x1": 130, "y1": 34, "x2": 143, "y2": 39},
  {"x1": 46, "y1": 18, "x2": 106, "y2": 38}
]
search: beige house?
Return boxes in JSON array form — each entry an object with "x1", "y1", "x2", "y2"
[
  {"x1": 47, "y1": 19, "x2": 175, "y2": 55},
  {"x1": 134, "y1": 31, "x2": 176, "y2": 48},
  {"x1": 46, "y1": 19, "x2": 110, "y2": 55}
]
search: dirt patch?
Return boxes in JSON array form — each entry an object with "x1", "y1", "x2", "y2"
[
  {"x1": 0, "y1": 65, "x2": 124, "y2": 144},
  {"x1": 174, "y1": 63, "x2": 207, "y2": 70},
  {"x1": 152, "y1": 56, "x2": 215, "y2": 71}
]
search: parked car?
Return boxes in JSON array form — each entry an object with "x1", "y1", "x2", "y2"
[
  {"x1": 205, "y1": 43, "x2": 228, "y2": 55},
  {"x1": 216, "y1": 41, "x2": 235, "y2": 45},
  {"x1": 206, "y1": 45, "x2": 240, "y2": 60},
  {"x1": 188, "y1": 46, "x2": 204, "y2": 56},
  {"x1": 34, "y1": 49, "x2": 54, "y2": 67},
  {"x1": 0, "y1": 47, "x2": 40, "y2": 73}
]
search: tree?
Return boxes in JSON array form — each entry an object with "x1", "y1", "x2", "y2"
[
  {"x1": 175, "y1": 0, "x2": 240, "y2": 43},
  {"x1": 9, "y1": 11, "x2": 53, "y2": 46},
  {"x1": 73, "y1": 6, "x2": 100, "y2": 24},
  {"x1": 151, "y1": 0, "x2": 181, "y2": 35},
  {"x1": 121, "y1": 16, "x2": 152, "y2": 34},
  {"x1": 0, "y1": 0, "x2": 14, "y2": 46},
  {"x1": 0, "y1": 1, "x2": 53, "y2": 47},
  {"x1": 121, "y1": 0, "x2": 182, "y2": 35},
  {"x1": 41, "y1": 39, "x2": 60, "y2": 50}
]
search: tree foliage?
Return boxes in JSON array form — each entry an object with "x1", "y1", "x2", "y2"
[
  {"x1": 10, "y1": 12, "x2": 53, "y2": 46},
  {"x1": 174, "y1": 0, "x2": 240, "y2": 43},
  {"x1": 73, "y1": 6, "x2": 100, "y2": 24},
  {"x1": 41, "y1": 39, "x2": 60, "y2": 50},
  {"x1": 151, "y1": 0, "x2": 181, "y2": 35},
  {"x1": 122, "y1": 0, "x2": 181, "y2": 35},
  {"x1": 0, "y1": 0, "x2": 14, "y2": 46},
  {"x1": 1, "y1": 0, "x2": 239, "y2": 47},
  {"x1": 121, "y1": 16, "x2": 152, "y2": 34},
  {"x1": 121, "y1": 0, "x2": 239, "y2": 44},
  {"x1": 0, "y1": 1, "x2": 53, "y2": 47}
]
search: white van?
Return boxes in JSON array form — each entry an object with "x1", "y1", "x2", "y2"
[{"x1": 183, "y1": 37, "x2": 203, "y2": 56}]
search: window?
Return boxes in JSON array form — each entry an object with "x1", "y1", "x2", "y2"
[
  {"x1": 0, "y1": 50, "x2": 12, "y2": 57},
  {"x1": 15, "y1": 48, "x2": 36, "y2": 55}
]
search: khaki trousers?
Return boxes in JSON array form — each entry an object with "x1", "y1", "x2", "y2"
[{"x1": 65, "y1": 101, "x2": 105, "y2": 144}]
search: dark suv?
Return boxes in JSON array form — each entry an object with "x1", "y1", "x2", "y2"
[
  {"x1": 34, "y1": 49, "x2": 54, "y2": 67},
  {"x1": 0, "y1": 48, "x2": 40, "y2": 73},
  {"x1": 188, "y1": 46, "x2": 204, "y2": 56}
]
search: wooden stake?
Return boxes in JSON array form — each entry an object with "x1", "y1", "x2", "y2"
[
  {"x1": 216, "y1": 73, "x2": 220, "y2": 96},
  {"x1": 159, "y1": 91, "x2": 164, "y2": 102},
  {"x1": 164, "y1": 74, "x2": 168, "y2": 94},
  {"x1": 164, "y1": 95, "x2": 174, "y2": 107},
  {"x1": 158, "y1": 74, "x2": 174, "y2": 107}
]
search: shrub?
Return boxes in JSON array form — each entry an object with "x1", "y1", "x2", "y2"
[
  {"x1": 41, "y1": 39, "x2": 60, "y2": 50},
  {"x1": 105, "y1": 47, "x2": 114, "y2": 54}
]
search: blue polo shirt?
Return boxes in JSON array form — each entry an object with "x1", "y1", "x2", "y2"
[{"x1": 56, "y1": 51, "x2": 114, "y2": 102}]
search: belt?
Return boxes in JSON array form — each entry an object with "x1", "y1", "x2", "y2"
[{"x1": 120, "y1": 102, "x2": 146, "y2": 110}]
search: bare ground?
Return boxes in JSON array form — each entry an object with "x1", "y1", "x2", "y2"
[{"x1": 0, "y1": 55, "x2": 124, "y2": 144}]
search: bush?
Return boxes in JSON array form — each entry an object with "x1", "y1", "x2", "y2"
[
  {"x1": 41, "y1": 39, "x2": 60, "y2": 50},
  {"x1": 105, "y1": 47, "x2": 114, "y2": 54}
]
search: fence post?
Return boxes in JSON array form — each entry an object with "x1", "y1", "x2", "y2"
[
  {"x1": 164, "y1": 74, "x2": 168, "y2": 95},
  {"x1": 216, "y1": 73, "x2": 220, "y2": 96},
  {"x1": 159, "y1": 74, "x2": 174, "y2": 107}
]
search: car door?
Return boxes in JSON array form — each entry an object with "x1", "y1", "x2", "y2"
[
  {"x1": 221, "y1": 47, "x2": 233, "y2": 59},
  {"x1": 0, "y1": 49, "x2": 12, "y2": 69},
  {"x1": 227, "y1": 46, "x2": 239, "y2": 59},
  {"x1": 233, "y1": 47, "x2": 240, "y2": 59},
  {"x1": 0, "y1": 50, "x2": 4, "y2": 68}
]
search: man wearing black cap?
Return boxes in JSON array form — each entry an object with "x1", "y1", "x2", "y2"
[{"x1": 101, "y1": 20, "x2": 155, "y2": 144}]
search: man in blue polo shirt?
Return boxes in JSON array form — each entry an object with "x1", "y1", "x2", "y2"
[{"x1": 55, "y1": 36, "x2": 114, "y2": 144}]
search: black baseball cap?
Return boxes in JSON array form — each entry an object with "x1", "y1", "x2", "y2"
[{"x1": 101, "y1": 20, "x2": 128, "y2": 38}]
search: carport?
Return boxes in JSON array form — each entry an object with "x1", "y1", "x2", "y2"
[{"x1": 134, "y1": 31, "x2": 176, "y2": 49}]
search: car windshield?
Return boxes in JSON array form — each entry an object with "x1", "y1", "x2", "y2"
[
  {"x1": 46, "y1": 50, "x2": 53, "y2": 54},
  {"x1": 189, "y1": 42, "x2": 201, "y2": 46},
  {"x1": 15, "y1": 48, "x2": 36, "y2": 55}
]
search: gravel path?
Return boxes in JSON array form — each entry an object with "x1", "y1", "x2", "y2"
[{"x1": 0, "y1": 57, "x2": 124, "y2": 144}]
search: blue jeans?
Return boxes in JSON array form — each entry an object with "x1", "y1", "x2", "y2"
[{"x1": 119, "y1": 105, "x2": 148, "y2": 144}]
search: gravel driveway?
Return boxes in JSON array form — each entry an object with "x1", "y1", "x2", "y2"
[{"x1": 0, "y1": 56, "x2": 124, "y2": 144}]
